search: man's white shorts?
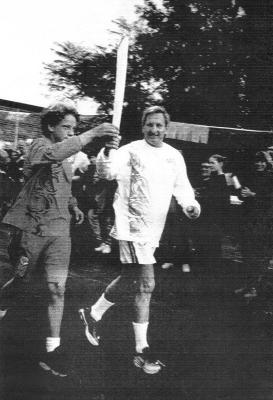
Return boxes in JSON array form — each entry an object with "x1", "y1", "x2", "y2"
[{"x1": 119, "y1": 241, "x2": 156, "y2": 265}]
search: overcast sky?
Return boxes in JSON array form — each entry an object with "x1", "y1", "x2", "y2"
[{"x1": 0, "y1": 0, "x2": 150, "y2": 113}]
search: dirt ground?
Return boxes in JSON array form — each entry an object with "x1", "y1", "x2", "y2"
[{"x1": 1, "y1": 221, "x2": 273, "y2": 400}]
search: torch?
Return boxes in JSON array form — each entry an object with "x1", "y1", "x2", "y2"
[{"x1": 112, "y1": 34, "x2": 129, "y2": 130}]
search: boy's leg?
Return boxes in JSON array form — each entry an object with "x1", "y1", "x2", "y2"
[
  {"x1": 39, "y1": 236, "x2": 71, "y2": 377},
  {"x1": 44, "y1": 236, "x2": 71, "y2": 341}
]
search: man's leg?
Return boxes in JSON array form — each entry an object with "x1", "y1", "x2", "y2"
[
  {"x1": 132, "y1": 263, "x2": 165, "y2": 374},
  {"x1": 132, "y1": 264, "x2": 155, "y2": 352},
  {"x1": 89, "y1": 263, "x2": 155, "y2": 352},
  {"x1": 79, "y1": 267, "x2": 135, "y2": 345}
]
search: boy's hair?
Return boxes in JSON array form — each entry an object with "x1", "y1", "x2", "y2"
[
  {"x1": 141, "y1": 106, "x2": 170, "y2": 128},
  {"x1": 40, "y1": 102, "x2": 80, "y2": 136}
]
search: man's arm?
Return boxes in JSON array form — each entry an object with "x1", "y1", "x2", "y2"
[{"x1": 96, "y1": 138, "x2": 126, "y2": 181}]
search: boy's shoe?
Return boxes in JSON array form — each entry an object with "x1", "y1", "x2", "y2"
[
  {"x1": 39, "y1": 346, "x2": 69, "y2": 377},
  {"x1": 78, "y1": 308, "x2": 100, "y2": 346},
  {"x1": 101, "y1": 244, "x2": 111, "y2": 254},
  {"x1": 133, "y1": 347, "x2": 165, "y2": 374}
]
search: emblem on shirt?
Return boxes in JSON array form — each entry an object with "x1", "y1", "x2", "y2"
[{"x1": 128, "y1": 152, "x2": 151, "y2": 235}]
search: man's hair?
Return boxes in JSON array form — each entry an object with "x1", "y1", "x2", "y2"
[
  {"x1": 40, "y1": 102, "x2": 80, "y2": 136},
  {"x1": 141, "y1": 105, "x2": 170, "y2": 127}
]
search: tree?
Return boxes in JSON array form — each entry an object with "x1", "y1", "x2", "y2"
[{"x1": 45, "y1": 0, "x2": 273, "y2": 131}]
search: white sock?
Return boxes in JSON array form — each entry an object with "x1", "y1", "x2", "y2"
[
  {"x1": 46, "y1": 337, "x2": 60, "y2": 352},
  {"x1": 91, "y1": 293, "x2": 115, "y2": 322},
  {"x1": 132, "y1": 321, "x2": 149, "y2": 354}
]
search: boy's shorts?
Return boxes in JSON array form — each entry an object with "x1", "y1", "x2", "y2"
[
  {"x1": 20, "y1": 232, "x2": 71, "y2": 287},
  {"x1": 119, "y1": 240, "x2": 156, "y2": 265}
]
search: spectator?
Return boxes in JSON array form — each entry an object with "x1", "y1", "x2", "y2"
[
  {"x1": 0, "y1": 149, "x2": 11, "y2": 220},
  {"x1": 160, "y1": 196, "x2": 192, "y2": 273},
  {"x1": 235, "y1": 151, "x2": 273, "y2": 299},
  {"x1": 192, "y1": 159, "x2": 230, "y2": 274},
  {"x1": 87, "y1": 171, "x2": 116, "y2": 255}
]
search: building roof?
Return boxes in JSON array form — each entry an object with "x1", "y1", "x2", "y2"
[{"x1": 0, "y1": 99, "x2": 98, "y2": 145}]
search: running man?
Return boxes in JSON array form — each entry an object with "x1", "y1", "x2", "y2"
[{"x1": 79, "y1": 106, "x2": 200, "y2": 374}]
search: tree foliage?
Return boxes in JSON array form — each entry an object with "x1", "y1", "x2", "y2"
[{"x1": 45, "y1": 0, "x2": 273, "y2": 131}]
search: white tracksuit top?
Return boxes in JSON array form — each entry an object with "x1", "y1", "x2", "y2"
[{"x1": 96, "y1": 139, "x2": 200, "y2": 247}]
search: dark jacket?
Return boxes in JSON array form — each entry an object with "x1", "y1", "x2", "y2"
[
  {"x1": 239, "y1": 170, "x2": 273, "y2": 223},
  {"x1": 195, "y1": 174, "x2": 230, "y2": 226}
]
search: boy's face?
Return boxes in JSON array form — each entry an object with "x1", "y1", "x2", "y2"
[{"x1": 48, "y1": 114, "x2": 77, "y2": 143}]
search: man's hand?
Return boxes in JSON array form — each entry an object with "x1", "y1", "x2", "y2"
[
  {"x1": 185, "y1": 205, "x2": 200, "y2": 220},
  {"x1": 73, "y1": 206, "x2": 84, "y2": 224},
  {"x1": 104, "y1": 134, "x2": 122, "y2": 156},
  {"x1": 194, "y1": 189, "x2": 200, "y2": 198}
]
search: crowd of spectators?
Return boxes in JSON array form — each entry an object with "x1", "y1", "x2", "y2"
[
  {"x1": 0, "y1": 140, "x2": 29, "y2": 220},
  {"x1": 1, "y1": 137, "x2": 273, "y2": 303},
  {"x1": 157, "y1": 147, "x2": 273, "y2": 304}
]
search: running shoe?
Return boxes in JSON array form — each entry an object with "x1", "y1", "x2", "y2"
[
  {"x1": 39, "y1": 346, "x2": 69, "y2": 377},
  {"x1": 133, "y1": 347, "x2": 165, "y2": 374},
  {"x1": 78, "y1": 308, "x2": 100, "y2": 346}
]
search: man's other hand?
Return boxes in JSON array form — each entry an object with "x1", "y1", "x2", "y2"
[{"x1": 185, "y1": 205, "x2": 200, "y2": 219}]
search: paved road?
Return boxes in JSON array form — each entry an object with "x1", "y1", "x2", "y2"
[{"x1": 0, "y1": 225, "x2": 273, "y2": 400}]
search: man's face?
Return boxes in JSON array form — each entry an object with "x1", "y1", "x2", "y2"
[
  {"x1": 142, "y1": 113, "x2": 167, "y2": 148},
  {"x1": 48, "y1": 114, "x2": 77, "y2": 143}
]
